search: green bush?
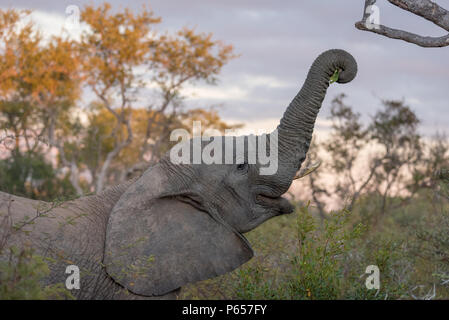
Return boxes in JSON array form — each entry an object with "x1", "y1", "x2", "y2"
[
  {"x1": 277, "y1": 204, "x2": 364, "y2": 299},
  {"x1": 0, "y1": 245, "x2": 73, "y2": 300},
  {"x1": 0, "y1": 150, "x2": 76, "y2": 201},
  {"x1": 181, "y1": 202, "x2": 418, "y2": 300},
  {"x1": 411, "y1": 175, "x2": 449, "y2": 298}
]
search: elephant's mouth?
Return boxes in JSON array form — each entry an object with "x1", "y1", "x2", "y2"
[{"x1": 256, "y1": 194, "x2": 294, "y2": 215}]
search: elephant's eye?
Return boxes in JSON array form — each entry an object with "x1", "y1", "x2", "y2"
[{"x1": 236, "y1": 162, "x2": 248, "y2": 173}]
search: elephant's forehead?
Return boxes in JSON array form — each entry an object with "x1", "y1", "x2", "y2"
[{"x1": 169, "y1": 135, "x2": 274, "y2": 165}]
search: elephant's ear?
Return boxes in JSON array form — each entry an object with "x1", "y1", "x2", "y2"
[{"x1": 103, "y1": 170, "x2": 253, "y2": 296}]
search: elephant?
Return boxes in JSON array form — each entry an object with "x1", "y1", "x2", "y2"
[{"x1": 0, "y1": 49, "x2": 357, "y2": 299}]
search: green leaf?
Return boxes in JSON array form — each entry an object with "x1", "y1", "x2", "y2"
[{"x1": 329, "y1": 69, "x2": 340, "y2": 84}]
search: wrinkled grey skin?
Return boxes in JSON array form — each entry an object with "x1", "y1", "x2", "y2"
[{"x1": 0, "y1": 49, "x2": 357, "y2": 299}]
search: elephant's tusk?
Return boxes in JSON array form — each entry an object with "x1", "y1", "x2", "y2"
[{"x1": 293, "y1": 161, "x2": 321, "y2": 180}]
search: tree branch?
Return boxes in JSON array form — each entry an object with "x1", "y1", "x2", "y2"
[
  {"x1": 308, "y1": 173, "x2": 329, "y2": 220},
  {"x1": 356, "y1": 0, "x2": 449, "y2": 47},
  {"x1": 45, "y1": 121, "x2": 83, "y2": 196},
  {"x1": 388, "y1": 0, "x2": 449, "y2": 31},
  {"x1": 348, "y1": 159, "x2": 381, "y2": 211},
  {"x1": 95, "y1": 116, "x2": 133, "y2": 193}
]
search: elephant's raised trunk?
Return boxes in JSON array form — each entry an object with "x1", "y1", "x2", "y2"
[{"x1": 265, "y1": 49, "x2": 357, "y2": 196}]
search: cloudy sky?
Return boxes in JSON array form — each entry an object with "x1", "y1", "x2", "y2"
[{"x1": 1, "y1": 0, "x2": 448, "y2": 137}]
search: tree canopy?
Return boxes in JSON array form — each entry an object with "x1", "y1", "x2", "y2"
[{"x1": 0, "y1": 3, "x2": 239, "y2": 198}]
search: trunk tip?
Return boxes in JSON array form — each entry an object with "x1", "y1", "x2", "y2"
[{"x1": 319, "y1": 49, "x2": 357, "y2": 84}]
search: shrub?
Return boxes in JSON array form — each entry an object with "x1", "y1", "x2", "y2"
[
  {"x1": 411, "y1": 173, "x2": 449, "y2": 298},
  {"x1": 0, "y1": 245, "x2": 73, "y2": 299},
  {"x1": 231, "y1": 204, "x2": 369, "y2": 300},
  {"x1": 279, "y1": 204, "x2": 365, "y2": 299}
]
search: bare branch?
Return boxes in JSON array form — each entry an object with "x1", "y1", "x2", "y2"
[
  {"x1": 95, "y1": 116, "x2": 133, "y2": 192},
  {"x1": 356, "y1": 0, "x2": 449, "y2": 47},
  {"x1": 348, "y1": 159, "x2": 382, "y2": 211},
  {"x1": 42, "y1": 112, "x2": 83, "y2": 196},
  {"x1": 308, "y1": 173, "x2": 330, "y2": 220},
  {"x1": 355, "y1": 20, "x2": 449, "y2": 47},
  {"x1": 388, "y1": 0, "x2": 449, "y2": 31}
]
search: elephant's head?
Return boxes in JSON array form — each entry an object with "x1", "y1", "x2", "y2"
[{"x1": 103, "y1": 49, "x2": 357, "y2": 296}]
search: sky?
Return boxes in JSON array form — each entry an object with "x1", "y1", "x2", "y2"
[{"x1": 1, "y1": 0, "x2": 448, "y2": 138}]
